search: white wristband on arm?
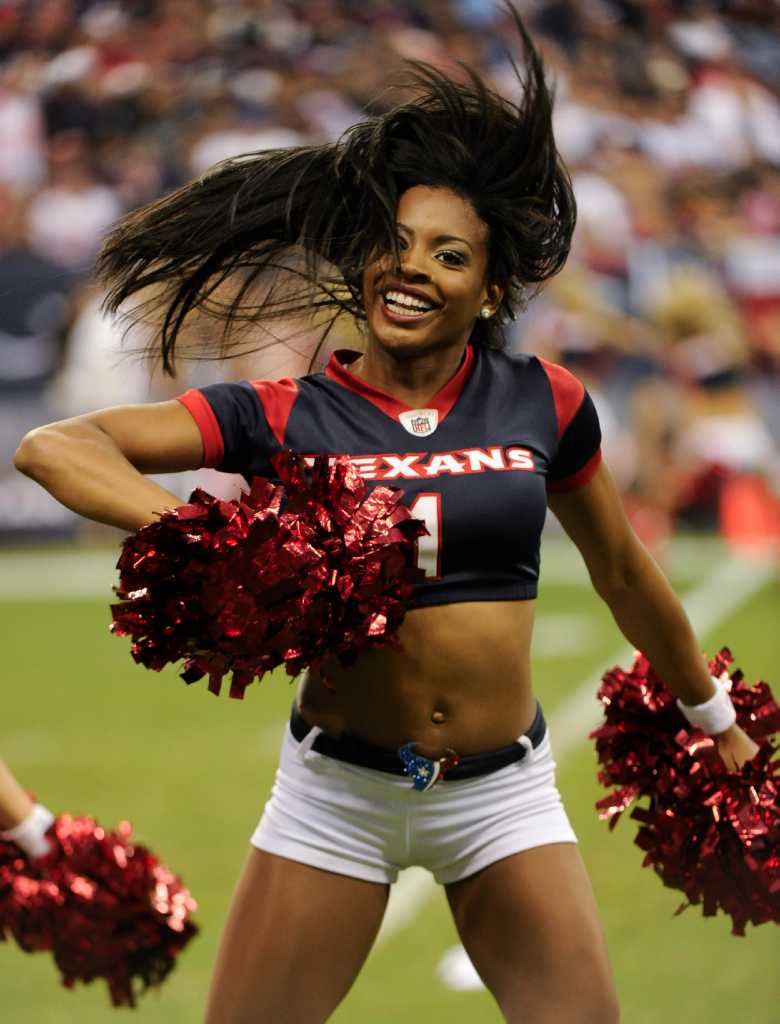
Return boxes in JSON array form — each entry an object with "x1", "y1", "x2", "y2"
[
  {"x1": 0, "y1": 803, "x2": 55, "y2": 860},
  {"x1": 677, "y1": 676, "x2": 737, "y2": 736}
]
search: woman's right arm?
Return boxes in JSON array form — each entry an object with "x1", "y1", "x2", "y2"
[{"x1": 14, "y1": 401, "x2": 205, "y2": 533}]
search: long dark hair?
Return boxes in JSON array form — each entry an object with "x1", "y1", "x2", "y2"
[{"x1": 97, "y1": 5, "x2": 575, "y2": 375}]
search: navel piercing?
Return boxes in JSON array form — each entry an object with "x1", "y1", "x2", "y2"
[{"x1": 480, "y1": 307, "x2": 493, "y2": 319}]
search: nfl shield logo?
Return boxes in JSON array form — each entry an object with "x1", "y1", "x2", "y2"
[{"x1": 399, "y1": 408, "x2": 438, "y2": 437}]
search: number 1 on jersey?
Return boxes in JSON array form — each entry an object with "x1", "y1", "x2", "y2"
[{"x1": 409, "y1": 493, "x2": 442, "y2": 579}]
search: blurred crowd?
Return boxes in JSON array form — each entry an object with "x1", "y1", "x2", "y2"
[{"x1": 0, "y1": 0, "x2": 778, "y2": 550}]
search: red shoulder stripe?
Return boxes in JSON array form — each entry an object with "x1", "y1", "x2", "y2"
[
  {"x1": 177, "y1": 390, "x2": 225, "y2": 468},
  {"x1": 250, "y1": 378, "x2": 299, "y2": 446},
  {"x1": 538, "y1": 358, "x2": 585, "y2": 438},
  {"x1": 547, "y1": 449, "x2": 602, "y2": 493}
]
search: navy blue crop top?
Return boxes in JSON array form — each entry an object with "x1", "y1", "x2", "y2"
[{"x1": 178, "y1": 345, "x2": 601, "y2": 608}]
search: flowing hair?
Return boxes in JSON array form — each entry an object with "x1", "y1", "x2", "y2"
[{"x1": 96, "y1": 5, "x2": 575, "y2": 376}]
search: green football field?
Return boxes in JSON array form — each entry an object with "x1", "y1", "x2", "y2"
[{"x1": 1, "y1": 535, "x2": 777, "y2": 1022}]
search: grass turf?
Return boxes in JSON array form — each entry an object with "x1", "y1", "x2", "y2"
[{"x1": 0, "y1": 541, "x2": 777, "y2": 1022}]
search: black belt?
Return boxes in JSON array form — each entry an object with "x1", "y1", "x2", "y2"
[{"x1": 289, "y1": 702, "x2": 546, "y2": 783}]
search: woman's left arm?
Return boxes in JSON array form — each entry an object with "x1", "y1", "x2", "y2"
[
  {"x1": 0, "y1": 758, "x2": 55, "y2": 859},
  {"x1": 548, "y1": 462, "x2": 758, "y2": 770},
  {"x1": 0, "y1": 758, "x2": 34, "y2": 830}
]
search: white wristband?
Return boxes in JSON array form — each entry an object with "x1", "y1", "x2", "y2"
[
  {"x1": 677, "y1": 677, "x2": 737, "y2": 736},
  {"x1": 0, "y1": 803, "x2": 55, "y2": 860}
]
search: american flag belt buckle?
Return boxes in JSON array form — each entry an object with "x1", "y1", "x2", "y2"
[{"x1": 397, "y1": 743, "x2": 460, "y2": 792}]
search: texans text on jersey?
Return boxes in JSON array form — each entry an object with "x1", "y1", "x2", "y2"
[{"x1": 303, "y1": 445, "x2": 536, "y2": 480}]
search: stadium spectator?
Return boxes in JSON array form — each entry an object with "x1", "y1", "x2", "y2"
[
  {"x1": 26, "y1": 131, "x2": 122, "y2": 273},
  {"x1": 0, "y1": 187, "x2": 72, "y2": 404}
]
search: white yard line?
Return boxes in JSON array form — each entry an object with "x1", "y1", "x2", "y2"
[
  {"x1": 375, "y1": 552, "x2": 774, "y2": 947},
  {"x1": 550, "y1": 553, "x2": 775, "y2": 752},
  {"x1": 0, "y1": 549, "x2": 118, "y2": 600}
]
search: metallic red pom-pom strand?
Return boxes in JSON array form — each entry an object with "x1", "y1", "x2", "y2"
[
  {"x1": 0, "y1": 814, "x2": 198, "y2": 1006},
  {"x1": 111, "y1": 452, "x2": 427, "y2": 697},
  {"x1": 591, "y1": 648, "x2": 779, "y2": 935}
]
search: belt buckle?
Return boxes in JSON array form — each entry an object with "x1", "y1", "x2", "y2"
[{"x1": 398, "y1": 743, "x2": 460, "y2": 792}]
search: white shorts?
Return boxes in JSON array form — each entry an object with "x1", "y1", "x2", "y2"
[{"x1": 251, "y1": 722, "x2": 577, "y2": 885}]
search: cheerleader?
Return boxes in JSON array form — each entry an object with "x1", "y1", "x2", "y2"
[{"x1": 15, "y1": 8, "x2": 756, "y2": 1021}]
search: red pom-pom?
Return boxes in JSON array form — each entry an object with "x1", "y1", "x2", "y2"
[
  {"x1": 591, "y1": 648, "x2": 780, "y2": 935},
  {"x1": 0, "y1": 814, "x2": 198, "y2": 1006},
  {"x1": 111, "y1": 452, "x2": 426, "y2": 697}
]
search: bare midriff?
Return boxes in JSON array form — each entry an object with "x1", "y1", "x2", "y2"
[{"x1": 297, "y1": 599, "x2": 537, "y2": 758}]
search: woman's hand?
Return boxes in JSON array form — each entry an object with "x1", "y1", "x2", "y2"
[{"x1": 715, "y1": 722, "x2": 759, "y2": 771}]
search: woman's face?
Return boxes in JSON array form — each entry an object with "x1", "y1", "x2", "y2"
[{"x1": 362, "y1": 185, "x2": 501, "y2": 359}]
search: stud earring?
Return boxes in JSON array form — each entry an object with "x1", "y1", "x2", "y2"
[{"x1": 480, "y1": 307, "x2": 493, "y2": 319}]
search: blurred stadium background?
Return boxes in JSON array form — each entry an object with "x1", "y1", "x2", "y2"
[{"x1": 0, "y1": 0, "x2": 777, "y2": 1020}]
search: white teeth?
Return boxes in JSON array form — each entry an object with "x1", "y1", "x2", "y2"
[{"x1": 384, "y1": 290, "x2": 435, "y2": 312}]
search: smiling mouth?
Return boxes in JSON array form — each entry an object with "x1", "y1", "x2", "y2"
[{"x1": 382, "y1": 289, "x2": 438, "y2": 320}]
